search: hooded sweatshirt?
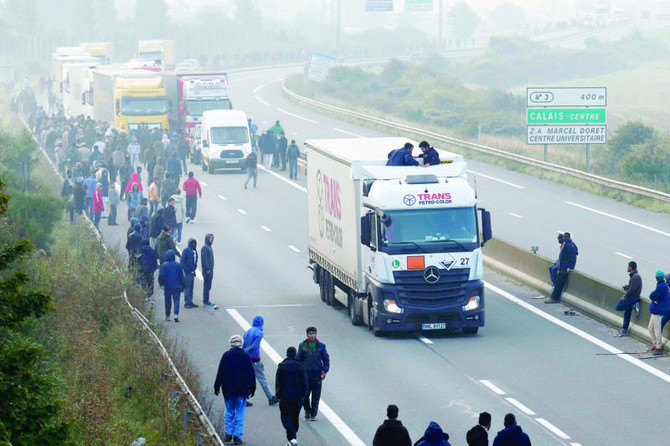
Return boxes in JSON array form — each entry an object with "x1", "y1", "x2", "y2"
[
  {"x1": 201, "y1": 233, "x2": 214, "y2": 274},
  {"x1": 275, "y1": 356, "x2": 307, "y2": 404},
  {"x1": 649, "y1": 280, "x2": 670, "y2": 315},
  {"x1": 373, "y1": 418, "x2": 412, "y2": 446},
  {"x1": 138, "y1": 240, "x2": 158, "y2": 273},
  {"x1": 416, "y1": 421, "x2": 451, "y2": 446},
  {"x1": 492, "y1": 424, "x2": 531, "y2": 446},
  {"x1": 171, "y1": 193, "x2": 186, "y2": 224},
  {"x1": 158, "y1": 250, "x2": 184, "y2": 290},
  {"x1": 243, "y1": 316, "x2": 264, "y2": 362},
  {"x1": 156, "y1": 230, "x2": 180, "y2": 264},
  {"x1": 125, "y1": 172, "x2": 143, "y2": 194},
  {"x1": 180, "y1": 238, "x2": 198, "y2": 275}
]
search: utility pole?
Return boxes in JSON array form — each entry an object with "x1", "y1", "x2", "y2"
[
  {"x1": 438, "y1": 0, "x2": 443, "y2": 50},
  {"x1": 335, "y1": 0, "x2": 341, "y2": 52}
]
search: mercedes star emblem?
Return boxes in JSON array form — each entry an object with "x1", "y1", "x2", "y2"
[{"x1": 424, "y1": 266, "x2": 440, "y2": 283}]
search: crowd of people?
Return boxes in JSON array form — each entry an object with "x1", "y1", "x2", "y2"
[{"x1": 248, "y1": 118, "x2": 302, "y2": 185}]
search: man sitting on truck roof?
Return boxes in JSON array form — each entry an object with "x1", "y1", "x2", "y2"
[
  {"x1": 417, "y1": 141, "x2": 441, "y2": 166},
  {"x1": 386, "y1": 143, "x2": 419, "y2": 167}
]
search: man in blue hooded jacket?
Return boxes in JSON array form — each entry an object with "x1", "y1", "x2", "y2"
[
  {"x1": 158, "y1": 249, "x2": 184, "y2": 322},
  {"x1": 415, "y1": 421, "x2": 451, "y2": 446},
  {"x1": 243, "y1": 315, "x2": 279, "y2": 406},
  {"x1": 181, "y1": 238, "x2": 199, "y2": 308},
  {"x1": 648, "y1": 270, "x2": 669, "y2": 356},
  {"x1": 492, "y1": 413, "x2": 531, "y2": 446}
]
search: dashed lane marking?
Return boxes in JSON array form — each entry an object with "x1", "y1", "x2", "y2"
[
  {"x1": 615, "y1": 251, "x2": 633, "y2": 259},
  {"x1": 508, "y1": 212, "x2": 522, "y2": 218},
  {"x1": 253, "y1": 83, "x2": 272, "y2": 107},
  {"x1": 288, "y1": 245, "x2": 300, "y2": 253},
  {"x1": 479, "y1": 380, "x2": 505, "y2": 395},
  {"x1": 237, "y1": 209, "x2": 247, "y2": 215},
  {"x1": 277, "y1": 108, "x2": 319, "y2": 124},
  {"x1": 535, "y1": 418, "x2": 571, "y2": 440},
  {"x1": 333, "y1": 127, "x2": 364, "y2": 138},
  {"x1": 417, "y1": 335, "x2": 433, "y2": 344},
  {"x1": 217, "y1": 195, "x2": 226, "y2": 200},
  {"x1": 200, "y1": 181, "x2": 207, "y2": 187},
  {"x1": 467, "y1": 170, "x2": 524, "y2": 189},
  {"x1": 566, "y1": 201, "x2": 670, "y2": 237},
  {"x1": 226, "y1": 309, "x2": 366, "y2": 446},
  {"x1": 258, "y1": 166, "x2": 307, "y2": 193},
  {"x1": 261, "y1": 226, "x2": 272, "y2": 232},
  {"x1": 505, "y1": 397, "x2": 536, "y2": 415}
]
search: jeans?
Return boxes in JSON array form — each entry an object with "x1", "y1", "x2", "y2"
[
  {"x1": 140, "y1": 271, "x2": 155, "y2": 297},
  {"x1": 172, "y1": 223, "x2": 183, "y2": 243},
  {"x1": 280, "y1": 400, "x2": 302, "y2": 441},
  {"x1": 149, "y1": 200, "x2": 158, "y2": 218},
  {"x1": 127, "y1": 207, "x2": 136, "y2": 221},
  {"x1": 185, "y1": 195, "x2": 197, "y2": 220},
  {"x1": 84, "y1": 197, "x2": 93, "y2": 216},
  {"x1": 252, "y1": 360, "x2": 274, "y2": 400},
  {"x1": 224, "y1": 396, "x2": 246, "y2": 439},
  {"x1": 164, "y1": 288, "x2": 181, "y2": 317},
  {"x1": 244, "y1": 168, "x2": 257, "y2": 188},
  {"x1": 289, "y1": 159, "x2": 298, "y2": 179},
  {"x1": 264, "y1": 153, "x2": 273, "y2": 169},
  {"x1": 615, "y1": 298, "x2": 640, "y2": 331},
  {"x1": 108, "y1": 204, "x2": 117, "y2": 224},
  {"x1": 92, "y1": 210, "x2": 101, "y2": 228},
  {"x1": 203, "y1": 271, "x2": 213, "y2": 304},
  {"x1": 549, "y1": 263, "x2": 558, "y2": 286},
  {"x1": 279, "y1": 151, "x2": 286, "y2": 170},
  {"x1": 183, "y1": 273, "x2": 195, "y2": 306},
  {"x1": 303, "y1": 376, "x2": 322, "y2": 417},
  {"x1": 551, "y1": 271, "x2": 570, "y2": 300}
]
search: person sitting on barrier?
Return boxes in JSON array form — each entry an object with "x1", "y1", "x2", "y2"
[
  {"x1": 648, "y1": 270, "x2": 670, "y2": 356},
  {"x1": 614, "y1": 261, "x2": 642, "y2": 337},
  {"x1": 545, "y1": 232, "x2": 578, "y2": 304}
]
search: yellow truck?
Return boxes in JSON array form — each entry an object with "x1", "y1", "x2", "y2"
[
  {"x1": 89, "y1": 69, "x2": 169, "y2": 132},
  {"x1": 137, "y1": 40, "x2": 176, "y2": 70}
]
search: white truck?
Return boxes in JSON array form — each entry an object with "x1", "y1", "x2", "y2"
[{"x1": 307, "y1": 137, "x2": 492, "y2": 336}]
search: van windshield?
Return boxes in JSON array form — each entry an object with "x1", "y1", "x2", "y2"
[{"x1": 210, "y1": 126, "x2": 249, "y2": 145}]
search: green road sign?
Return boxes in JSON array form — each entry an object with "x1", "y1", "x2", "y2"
[{"x1": 527, "y1": 108, "x2": 606, "y2": 124}]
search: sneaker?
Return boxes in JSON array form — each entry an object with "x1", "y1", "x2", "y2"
[
  {"x1": 268, "y1": 396, "x2": 279, "y2": 406},
  {"x1": 185, "y1": 217, "x2": 191, "y2": 224},
  {"x1": 245, "y1": 401, "x2": 253, "y2": 407},
  {"x1": 224, "y1": 434, "x2": 233, "y2": 443},
  {"x1": 174, "y1": 316, "x2": 179, "y2": 322},
  {"x1": 204, "y1": 301, "x2": 216, "y2": 307},
  {"x1": 233, "y1": 437, "x2": 243, "y2": 445},
  {"x1": 304, "y1": 411, "x2": 311, "y2": 420},
  {"x1": 646, "y1": 345, "x2": 657, "y2": 353},
  {"x1": 165, "y1": 317, "x2": 171, "y2": 322},
  {"x1": 184, "y1": 304, "x2": 194, "y2": 309},
  {"x1": 653, "y1": 348, "x2": 664, "y2": 356},
  {"x1": 309, "y1": 413, "x2": 316, "y2": 421},
  {"x1": 544, "y1": 298, "x2": 560, "y2": 304},
  {"x1": 615, "y1": 329, "x2": 629, "y2": 337},
  {"x1": 190, "y1": 303, "x2": 199, "y2": 308},
  {"x1": 290, "y1": 440, "x2": 298, "y2": 446},
  {"x1": 634, "y1": 302, "x2": 640, "y2": 318}
]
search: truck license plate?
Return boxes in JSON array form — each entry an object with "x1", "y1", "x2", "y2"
[
  {"x1": 225, "y1": 160, "x2": 237, "y2": 164},
  {"x1": 422, "y1": 322, "x2": 446, "y2": 330}
]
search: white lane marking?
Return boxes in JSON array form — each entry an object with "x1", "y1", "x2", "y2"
[
  {"x1": 226, "y1": 309, "x2": 365, "y2": 446},
  {"x1": 229, "y1": 303, "x2": 312, "y2": 309},
  {"x1": 570, "y1": 443, "x2": 583, "y2": 446},
  {"x1": 467, "y1": 170, "x2": 524, "y2": 189},
  {"x1": 615, "y1": 251, "x2": 633, "y2": 260},
  {"x1": 566, "y1": 201, "x2": 670, "y2": 237},
  {"x1": 200, "y1": 181, "x2": 208, "y2": 187},
  {"x1": 333, "y1": 127, "x2": 364, "y2": 138},
  {"x1": 259, "y1": 165, "x2": 307, "y2": 193},
  {"x1": 485, "y1": 282, "x2": 670, "y2": 384},
  {"x1": 505, "y1": 397, "x2": 536, "y2": 415},
  {"x1": 509, "y1": 212, "x2": 522, "y2": 218},
  {"x1": 261, "y1": 225, "x2": 272, "y2": 232},
  {"x1": 237, "y1": 209, "x2": 247, "y2": 215},
  {"x1": 195, "y1": 269, "x2": 203, "y2": 281},
  {"x1": 417, "y1": 335, "x2": 433, "y2": 344},
  {"x1": 535, "y1": 418, "x2": 571, "y2": 440},
  {"x1": 288, "y1": 245, "x2": 300, "y2": 253},
  {"x1": 252, "y1": 83, "x2": 272, "y2": 107},
  {"x1": 479, "y1": 379, "x2": 506, "y2": 395},
  {"x1": 217, "y1": 195, "x2": 227, "y2": 200},
  {"x1": 277, "y1": 108, "x2": 319, "y2": 124}
]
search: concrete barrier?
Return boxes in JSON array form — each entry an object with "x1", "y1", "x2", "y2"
[{"x1": 483, "y1": 237, "x2": 668, "y2": 346}]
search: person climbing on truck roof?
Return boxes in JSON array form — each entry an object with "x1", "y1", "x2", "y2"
[{"x1": 386, "y1": 142, "x2": 419, "y2": 166}]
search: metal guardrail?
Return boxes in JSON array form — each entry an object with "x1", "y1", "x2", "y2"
[{"x1": 282, "y1": 83, "x2": 670, "y2": 204}]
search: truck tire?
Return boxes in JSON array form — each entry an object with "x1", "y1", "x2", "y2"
[
  {"x1": 318, "y1": 269, "x2": 327, "y2": 303},
  {"x1": 324, "y1": 271, "x2": 335, "y2": 306},
  {"x1": 349, "y1": 290, "x2": 362, "y2": 326},
  {"x1": 367, "y1": 297, "x2": 375, "y2": 332},
  {"x1": 463, "y1": 327, "x2": 479, "y2": 335}
]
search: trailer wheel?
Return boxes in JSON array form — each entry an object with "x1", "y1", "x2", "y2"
[
  {"x1": 318, "y1": 269, "x2": 327, "y2": 303},
  {"x1": 463, "y1": 327, "x2": 479, "y2": 335},
  {"x1": 348, "y1": 290, "x2": 362, "y2": 326},
  {"x1": 324, "y1": 271, "x2": 335, "y2": 306}
]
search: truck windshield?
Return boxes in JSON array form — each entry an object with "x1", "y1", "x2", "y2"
[
  {"x1": 138, "y1": 51, "x2": 162, "y2": 61},
  {"x1": 380, "y1": 207, "x2": 478, "y2": 253},
  {"x1": 187, "y1": 99, "x2": 232, "y2": 116},
  {"x1": 122, "y1": 96, "x2": 167, "y2": 116},
  {"x1": 210, "y1": 126, "x2": 249, "y2": 144}
]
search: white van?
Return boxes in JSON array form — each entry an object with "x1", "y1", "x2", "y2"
[{"x1": 201, "y1": 110, "x2": 252, "y2": 173}]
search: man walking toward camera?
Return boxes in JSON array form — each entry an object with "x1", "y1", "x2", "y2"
[
  {"x1": 296, "y1": 326, "x2": 329, "y2": 421},
  {"x1": 276, "y1": 346, "x2": 307, "y2": 446},
  {"x1": 614, "y1": 261, "x2": 642, "y2": 337}
]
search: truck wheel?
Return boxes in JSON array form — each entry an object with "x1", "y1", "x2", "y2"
[
  {"x1": 324, "y1": 271, "x2": 335, "y2": 306},
  {"x1": 318, "y1": 269, "x2": 327, "y2": 303},
  {"x1": 367, "y1": 298, "x2": 375, "y2": 331},
  {"x1": 463, "y1": 327, "x2": 479, "y2": 335},
  {"x1": 349, "y1": 290, "x2": 362, "y2": 326}
]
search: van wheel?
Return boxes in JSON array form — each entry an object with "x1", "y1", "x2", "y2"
[{"x1": 349, "y1": 290, "x2": 362, "y2": 326}]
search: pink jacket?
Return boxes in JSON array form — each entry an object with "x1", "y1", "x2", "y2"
[
  {"x1": 182, "y1": 177, "x2": 202, "y2": 197},
  {"x1": 92, "y1": 190, "x2": 104, "y2": 212},
  {"x1": 124, "y1": 172, "x2": 143, "y2": 194}
]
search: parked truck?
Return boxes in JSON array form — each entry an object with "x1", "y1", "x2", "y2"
[
  {"x1": 79, "y1": 42, "x2": 115, "y2": 64},
  {"x1": 137, "y1": 40, "x2": 176, "y2": 70},
  {"x1": 307, "y1": 137, "x2": 492, "y2": 336},
  {"x1": 84, "y1": 69, "x2": 169, "y2": 132},
  {"x1": 62, "y1": 61, "x2": 99, "y2": 118},
  {"x1": 163, "y1": 71, "x2": 231, "y2": 136}
]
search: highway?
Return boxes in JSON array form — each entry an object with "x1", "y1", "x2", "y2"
[{"x1": 92, "y1": 66, "x2": 670, "y2": 446}]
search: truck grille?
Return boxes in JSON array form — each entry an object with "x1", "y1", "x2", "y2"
[
  {"x1": 219, "y1": 149, "x2": 244, "y2": 159},
  {"x1": 393, "y1": 268, "x2": 470, "y2": 305}
]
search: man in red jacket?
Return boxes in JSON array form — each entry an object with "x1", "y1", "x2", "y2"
[{"x1": 182, "y1": 171, "x2": 202, "y2": 223}]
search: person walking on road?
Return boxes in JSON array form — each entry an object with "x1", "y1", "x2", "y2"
[
  {"x1": 182, "y1": 171, "x2": 202, "y2": 222},
  {"x1": 127, "y1": 137, "x2": 141, "y2": 170},
  {"x1": 287, "y1": 139, "x2": 300, "y2": 180},
  {"x1": 107, "y1": 181, "x2": 119, "y2": 225},
  {"x1": 269, "y1": 120, "x2": 285, "y2": 138},
  {"x1": 243, "y1": 315, "x2": 279, "y2": 406},
  {"x1": 126, "y1": 223, "x2": 143, "y2": 272},
  {"x1": 492, "y1": 413, "x2": 531, "y2": 446},
  {"x1": 214, "y1": 334, "x2": 256, "y2": 445},
  {"x1": 277, "y1": 132, "x2": 288, "y2": 170},
  {"x1": 276, "y1": 346, "x2": 307, "y2": 446},
  {"x1": 148, "y1": 177, "x2": 160, "y2": 218},
  {"x1": 92, "y1": 183, "x2": 104, "y2": 228},
  {"x1": 415, "y1": 421, "x2": 451, "y2": 446},
  {"x1": 167, "y1": 151, "x2": 182, "y2": 183},
  {"x1": 83, "y1": 172, "x2": 97, "y2": 216},
  {"x1": 181, "y1": 238, "x2": 199, "y2": 309},
  {"x1": 296, "y1": 326, "x2": 330, "y2": 421},
  {"x1": 466, "y1": 412, "x2": 491, "y2": 446},
  {"x1": 126, "y1": 183, "x2": 142, "y2": 222},
  {"x1": 170, "y1": 189, "x2": 186, "y2": 245},
  {"x1": 546, "y1": 232, "x2": 578, "y2": 304},
  {"x1": 614, "y1": 261, "x2": 642, "y2": 337},
  {"x1": 201, "y1": 233, "x2": 216, "y2": 307},
  {"x1": 158, "y1": 249, "x2": 184, "y2": 322},
  {"x1": 648, "y1": 270, "x2": 670, "y2": 356},
  {"x1": 244, "y1": 151, "x2": 258, "y2": 189},
  {"x1": 137, "y1": 239, "x2": 158, "y2": 299},
  {"x1": 372, "y1": 404, "x2": 412, "y2": 446}
]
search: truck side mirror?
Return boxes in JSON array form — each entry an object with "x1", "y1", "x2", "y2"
[
  {"x1": 360, "y1": 215, "x2": 371, "y2": 246},
  {"x1": 479, "y1": 208, "x2": 492, "y2": 246}
]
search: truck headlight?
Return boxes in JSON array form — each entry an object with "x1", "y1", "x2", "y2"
[
  {"x1": 383, "y1": 299, "x2": 403, "y2": 314},
  {"x1": 462, "y1": 296, "x2": 480, "y2": 312}
]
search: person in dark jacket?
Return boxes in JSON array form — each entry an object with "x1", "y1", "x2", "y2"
[
  {"x1": 648, "y1": 270, "x2": 670, "y2": 355},
  {"x1": 546, "y1": 232, "x2": 578, "y2": 303},
  {"x1": 417, "y1": 140, "x2": 440, "y2": 166},
  {"x1": 156, "y1": 226, "x2": 180, "y2": 264},
  {"x1": 243, "y1": 315, "x2": 278, "y2": 406},
  {"x1": 415, "y1": 421, "x2": 451, "y2": 446},
  {"x1": 163, "y1": 198, "x2": 177, "y2": 236},
  {"x1": 158, "y1": 249, "x2": 184, "y2": 322},
  {"x1": 214, "y1": 334, "x2": 256, "y2": 445},
  {"x1": 161, "y1": 172, "x2": 177, "y2": 207},
  {"x1": 137, "y1": 239, "x2": 158, "y2": 298},
  {"x1": 466, "y1": 412, "x2": 491, "y2": 446},
  {"x1": 149, "y1": 208, "x2": 165, "y2": 247},
  {"x1": 276, "y1": 346, "x2": 308, "y2": 446},
  {"x1": 167, "y1": 151, "x2": 182, "y2": 183},
  {"x1": 614, "y1": 261, "x2": 642, "y2": 336},
  {"x1": 73, "y1": 176, "x2": 86, "y2": 216},
  {"x1": 180, "y1": 238, "x2": 199, "y2": 308},
  {"x1": 386, "y1": 143, "x2": 419, "y2": 166},
  {"x1": 125, "y1": 223, "x2": 143, "y2": 272},
  {"x1": 492, "y1": 414, "x2": 531, "y2": 446},
  {"x1": 244, "y1": 151, "x2": 258, "y2": 189},
  {"x1": 201, "y1": 233, "x2": 216, "y2": 306},
  {"x1": 277, "y1": 132, "x2": 288, "y2": 170},
  {"x1": 373, "y1": 404, "x2": 412, "y2": 446},
  {"x1": 287, "y1": 139, "x2": 300, "y2": 180},
  {"x1": 296, "y1": 326, "x2": 330, "y2": 420}
]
